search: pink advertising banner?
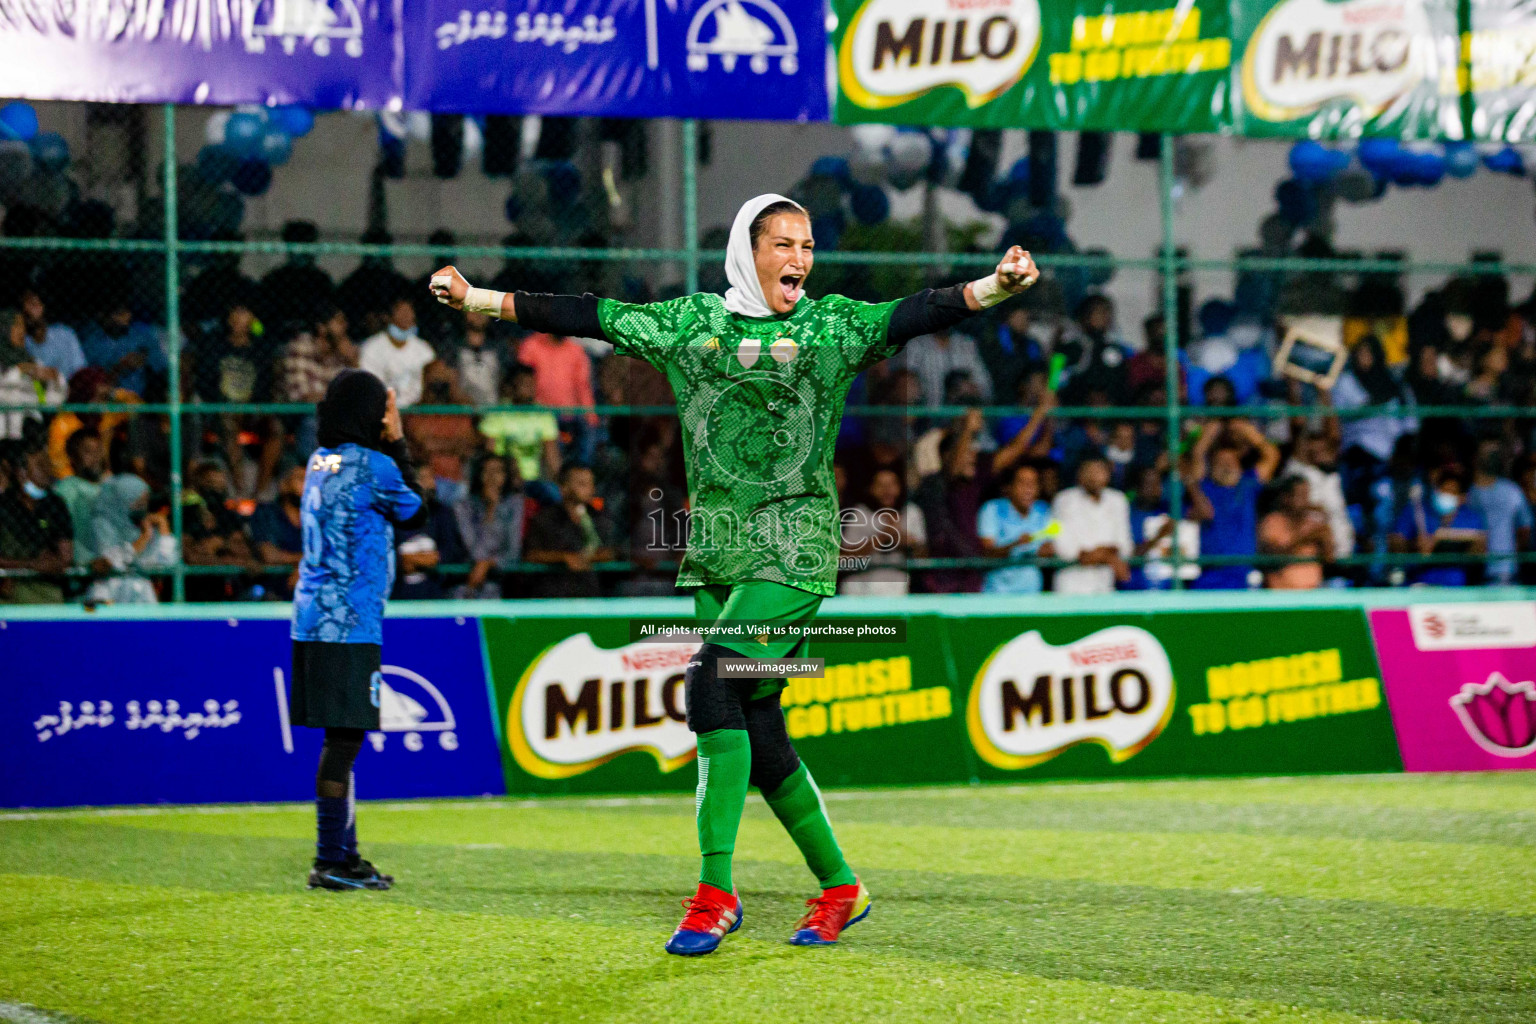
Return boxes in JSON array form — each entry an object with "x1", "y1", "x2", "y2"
[{"x1": 1370, "y1": 603, "x2": 1536, "y2": 772}]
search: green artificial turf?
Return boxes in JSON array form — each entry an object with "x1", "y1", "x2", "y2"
[{"x1": 1, "y1": 774, "x2": 1532, "y2": 1024}]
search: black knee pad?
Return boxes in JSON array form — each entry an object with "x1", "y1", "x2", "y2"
[
  {"x1": 318, "y1": 727, "x2": 365, "y2": 784},
  {"x1": 744, "y1": 694, "x2": 801, "y2": 793},
  {"x1": 684, "y1": 642, "x2": 747, "y2": 734}
]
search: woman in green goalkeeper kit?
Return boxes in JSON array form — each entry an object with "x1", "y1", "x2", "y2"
[{"x1": 430, "y1": 194, "x2": 1038, "y2": 955}]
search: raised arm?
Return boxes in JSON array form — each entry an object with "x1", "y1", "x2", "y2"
[
  {"x1": 884, "y1": 247, "x2": 1041, "y2": 347},
  {"x1": 429, "y1": 266, "x2": 610, "y2": 341}
]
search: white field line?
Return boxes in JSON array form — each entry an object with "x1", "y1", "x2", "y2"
[
  {"x1": 0, "y1": 773, "x2": 1421, "y2": 822},
  {"x1": 0, "y1": 1003, "x2": 78, "y2": 1024}
]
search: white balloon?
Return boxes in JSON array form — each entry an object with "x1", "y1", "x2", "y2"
[
  {"x1": 850, "y1": 124, "x2": 897, "y2": 152},
  {"x1": 462, "y1": 117, "x2": 483, "y2": 160},
  {"x1": 888, "y1": 132, "x2": 931, "y2": 174},
  {"x1": 204, "y1": 110, "x2": 231, "y2": 146},
  {"x1": 407, "y1": 112, "x2": 432, "y2": 142}
]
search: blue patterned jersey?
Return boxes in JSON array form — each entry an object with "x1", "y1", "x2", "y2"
[{"x1": 291, "y1": 444, "x2": 423, "y2": 645}]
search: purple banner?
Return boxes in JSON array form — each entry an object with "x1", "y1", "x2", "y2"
[
  {"x1": 1371, "y1": 604, "x2": 1536, "y2": 772},
  {"x1": 405, "y1": 0, "x2": 828, "y2": 121},
  {"x1": 0, "y1": 1, "x2": 402, "y2": 108}
]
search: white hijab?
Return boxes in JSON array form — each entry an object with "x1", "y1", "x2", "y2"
[{"x1": 722, "y1": 193, "x2": 806, "y2": 319}]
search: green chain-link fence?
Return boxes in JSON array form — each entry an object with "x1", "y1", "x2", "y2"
[{"x1": 2, "y1": 107, "x2": 1534, "y2": 603}]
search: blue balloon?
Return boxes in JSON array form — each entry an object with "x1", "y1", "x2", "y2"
[
  {"x1": 1006, "y1": 156, "x2": 1031, "y2": 183},
  {"x1": 260, "y1": 128, "x2": 293, "y2": 167},
  {"x1": 231, "y1": 157, "x2": 272, "y2": 196},
  {"x1": 810, "y1": 214, "x2": 842, "y2": 251},
  {"x1": 195, "y1": 145, "x2": 240, "y2": 183},
  {"x1": 1484, "y1": 147, "x2": 1526, "y2": 176},
  {"x1": 850, "y1": 183, "x2": 889, "y2": 225},
  {"x1": 1289, "y1": 140, "x2": 1330, "y2": 183},
  {"x1": 1357, "y1": 138, "x2": 1400, "y2": 176},
  {"x1": 223, "y1": 112, "x2": 266, "y2": 159},
  {"x1": 810, "y1": 156, "x2": 851, "y2": 184},
  {"x1": 271, "y1": 105, "x2": 314, "y2": 138},
  {"x1": 29, "y1": 131, "x2": 69, "y2": 174},
  {"x1": 0, "y1": 102, "x2": 38, "y2": 142},
  {"x1": 1443, "y1": 142, "x2": 1479, "y2": 179},
  {"x1": 1411, "y1": 151, "x2": 1446, "y2": 186}
]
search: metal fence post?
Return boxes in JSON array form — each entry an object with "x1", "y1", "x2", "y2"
[
  {"x1": 682, "y1": 119, "x2": 699, "y2": 295},
  {"x1": 1160, "y1": 134, "x2": 1184, "y2": 590},
  {"x1": 163, "y1": 103, "x2": 185, "y2": 603}
]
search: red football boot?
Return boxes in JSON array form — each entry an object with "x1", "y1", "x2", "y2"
[
  {"x1": 664, "y1": 882, "x2": 743, "y2": 956},
  {"x1": 788, "y1": 879, "x2": 872, "y2": 946}
]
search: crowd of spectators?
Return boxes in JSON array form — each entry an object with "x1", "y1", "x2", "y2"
[{"x1": 1, "y1": 216, "x2": 1534, "y2": 604}]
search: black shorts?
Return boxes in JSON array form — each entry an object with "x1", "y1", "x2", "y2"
[{"x1": 289, "y1": 640, "x2": 382, "y2": 731}]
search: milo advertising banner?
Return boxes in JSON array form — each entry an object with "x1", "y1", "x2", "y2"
[
  {"x1": 481, "y1": 613, "x2": 965, "y2": 794},
  {"x1": 1233, "y1": 0, "x2": 1463, "y2": 138},
  {"x1": 1466, "y1": 0, "x2": 1536, "y2": 142},
  {"x1": 953, "y1": 609, "x2": 1402, "y2": 780},
  {"x1": 832, "y1": 0, "x2": 1233, "y2": 132}
]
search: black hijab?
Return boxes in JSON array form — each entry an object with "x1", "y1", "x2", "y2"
[
  {"x1": 1348, "y1": 335, "x2": 1401, "y2": 406},
  {"x1": 317, "y1": 368, "x2": 388, "y2": 449}
]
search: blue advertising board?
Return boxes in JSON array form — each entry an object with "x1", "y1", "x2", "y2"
[
  {"x1": 0, "y1": 0, "x2": 403, "y2": 108},
  {"x1": 0, "y1": 0, "x2": 826, "y2": 120},
  {"x1": 407, "y1": 0, "x2": 827, "y2": 120},
  {"x1": 0, "y1": 617, "x2": 504, "y2": 808}
]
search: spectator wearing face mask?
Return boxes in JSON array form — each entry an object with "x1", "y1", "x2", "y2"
[
  {"x1": 1188, "y1": 418, "x2": 1281, "y2": 590},
  {"x1": 359, "y1": 298, "x2": 437, "y2": 408},
  {"x1": 252, "y1": 466, "x2": 307, "y2": 598},
  {"x1": 1468, "y1": 441, "x2": 1533, "y2": 586},
  {"x1": 0, "y1": 444, "x2": 73, "y2": 604},
  {"x1": 1390, "y1": 466, "x2": 1487, "y2": 586},
  {"x1": 78, "y1": 300, "x2": 168, "y2": 398}
]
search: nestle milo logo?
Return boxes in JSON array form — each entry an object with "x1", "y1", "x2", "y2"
[
  {"x1": 967, "y1": 626, "x2": 1175, "y2": 770},
  {"x1": 840, "y1": 0, "x2": 1042, "y2": 109},
  {"x1": 508, "y1": 635, "x2": 697, "y2": 779}
]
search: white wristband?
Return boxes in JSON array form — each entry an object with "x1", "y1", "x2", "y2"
[
  {"x1": 970, "y1": 274, "x2": 1009, "y2": 309},
  {"x1": 463, "y1": 286, "x2": 507, "y2": 317}
]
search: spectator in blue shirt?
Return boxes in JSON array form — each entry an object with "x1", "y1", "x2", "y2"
[
  {"x1": 1468, "y1": 441, "x2": 1531, "y2": 586},
  {"x1": 79, "y1": 300, "x2": 168, "y2": 398},
  {"x1": 1190, "y1": 418, "x2": 1280, "y2": 589},
  {"x1": 18, "y1": 287, "x2": 85, "y2": 387},
  {"x1": 1390, "y1": 467, "x2": 1487, "y2": 586},
  {"x1": 977, "y1": 462, "x2": 1055, "y2": 594},
  {"x1": 252, "y1": 466, "x2": 306, "y2": 598}
]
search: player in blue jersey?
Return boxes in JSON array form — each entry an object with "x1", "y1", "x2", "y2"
[{"x1": 289, "y1": 369, "x2": 425, "y2": 890}]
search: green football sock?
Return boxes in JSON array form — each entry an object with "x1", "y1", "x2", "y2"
[
  {"x1": 695, "y1": 728, "x2": 751, "y2": 893},
  {"x1": 765, "y1": 763, "x2": 856, "y2": 889}
]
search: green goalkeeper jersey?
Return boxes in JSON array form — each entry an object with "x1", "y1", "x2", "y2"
[{"x1": 598, "y1": 291, "x2": 903, "y2": 597}]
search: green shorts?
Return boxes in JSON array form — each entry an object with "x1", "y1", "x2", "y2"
[{"x1": 691, "y1": 580, "x2": 824, "y2": 661}]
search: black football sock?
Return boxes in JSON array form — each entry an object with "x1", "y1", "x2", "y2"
[{"x1": 316, "y1": 728, "x2": 364, "y2": 865}]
